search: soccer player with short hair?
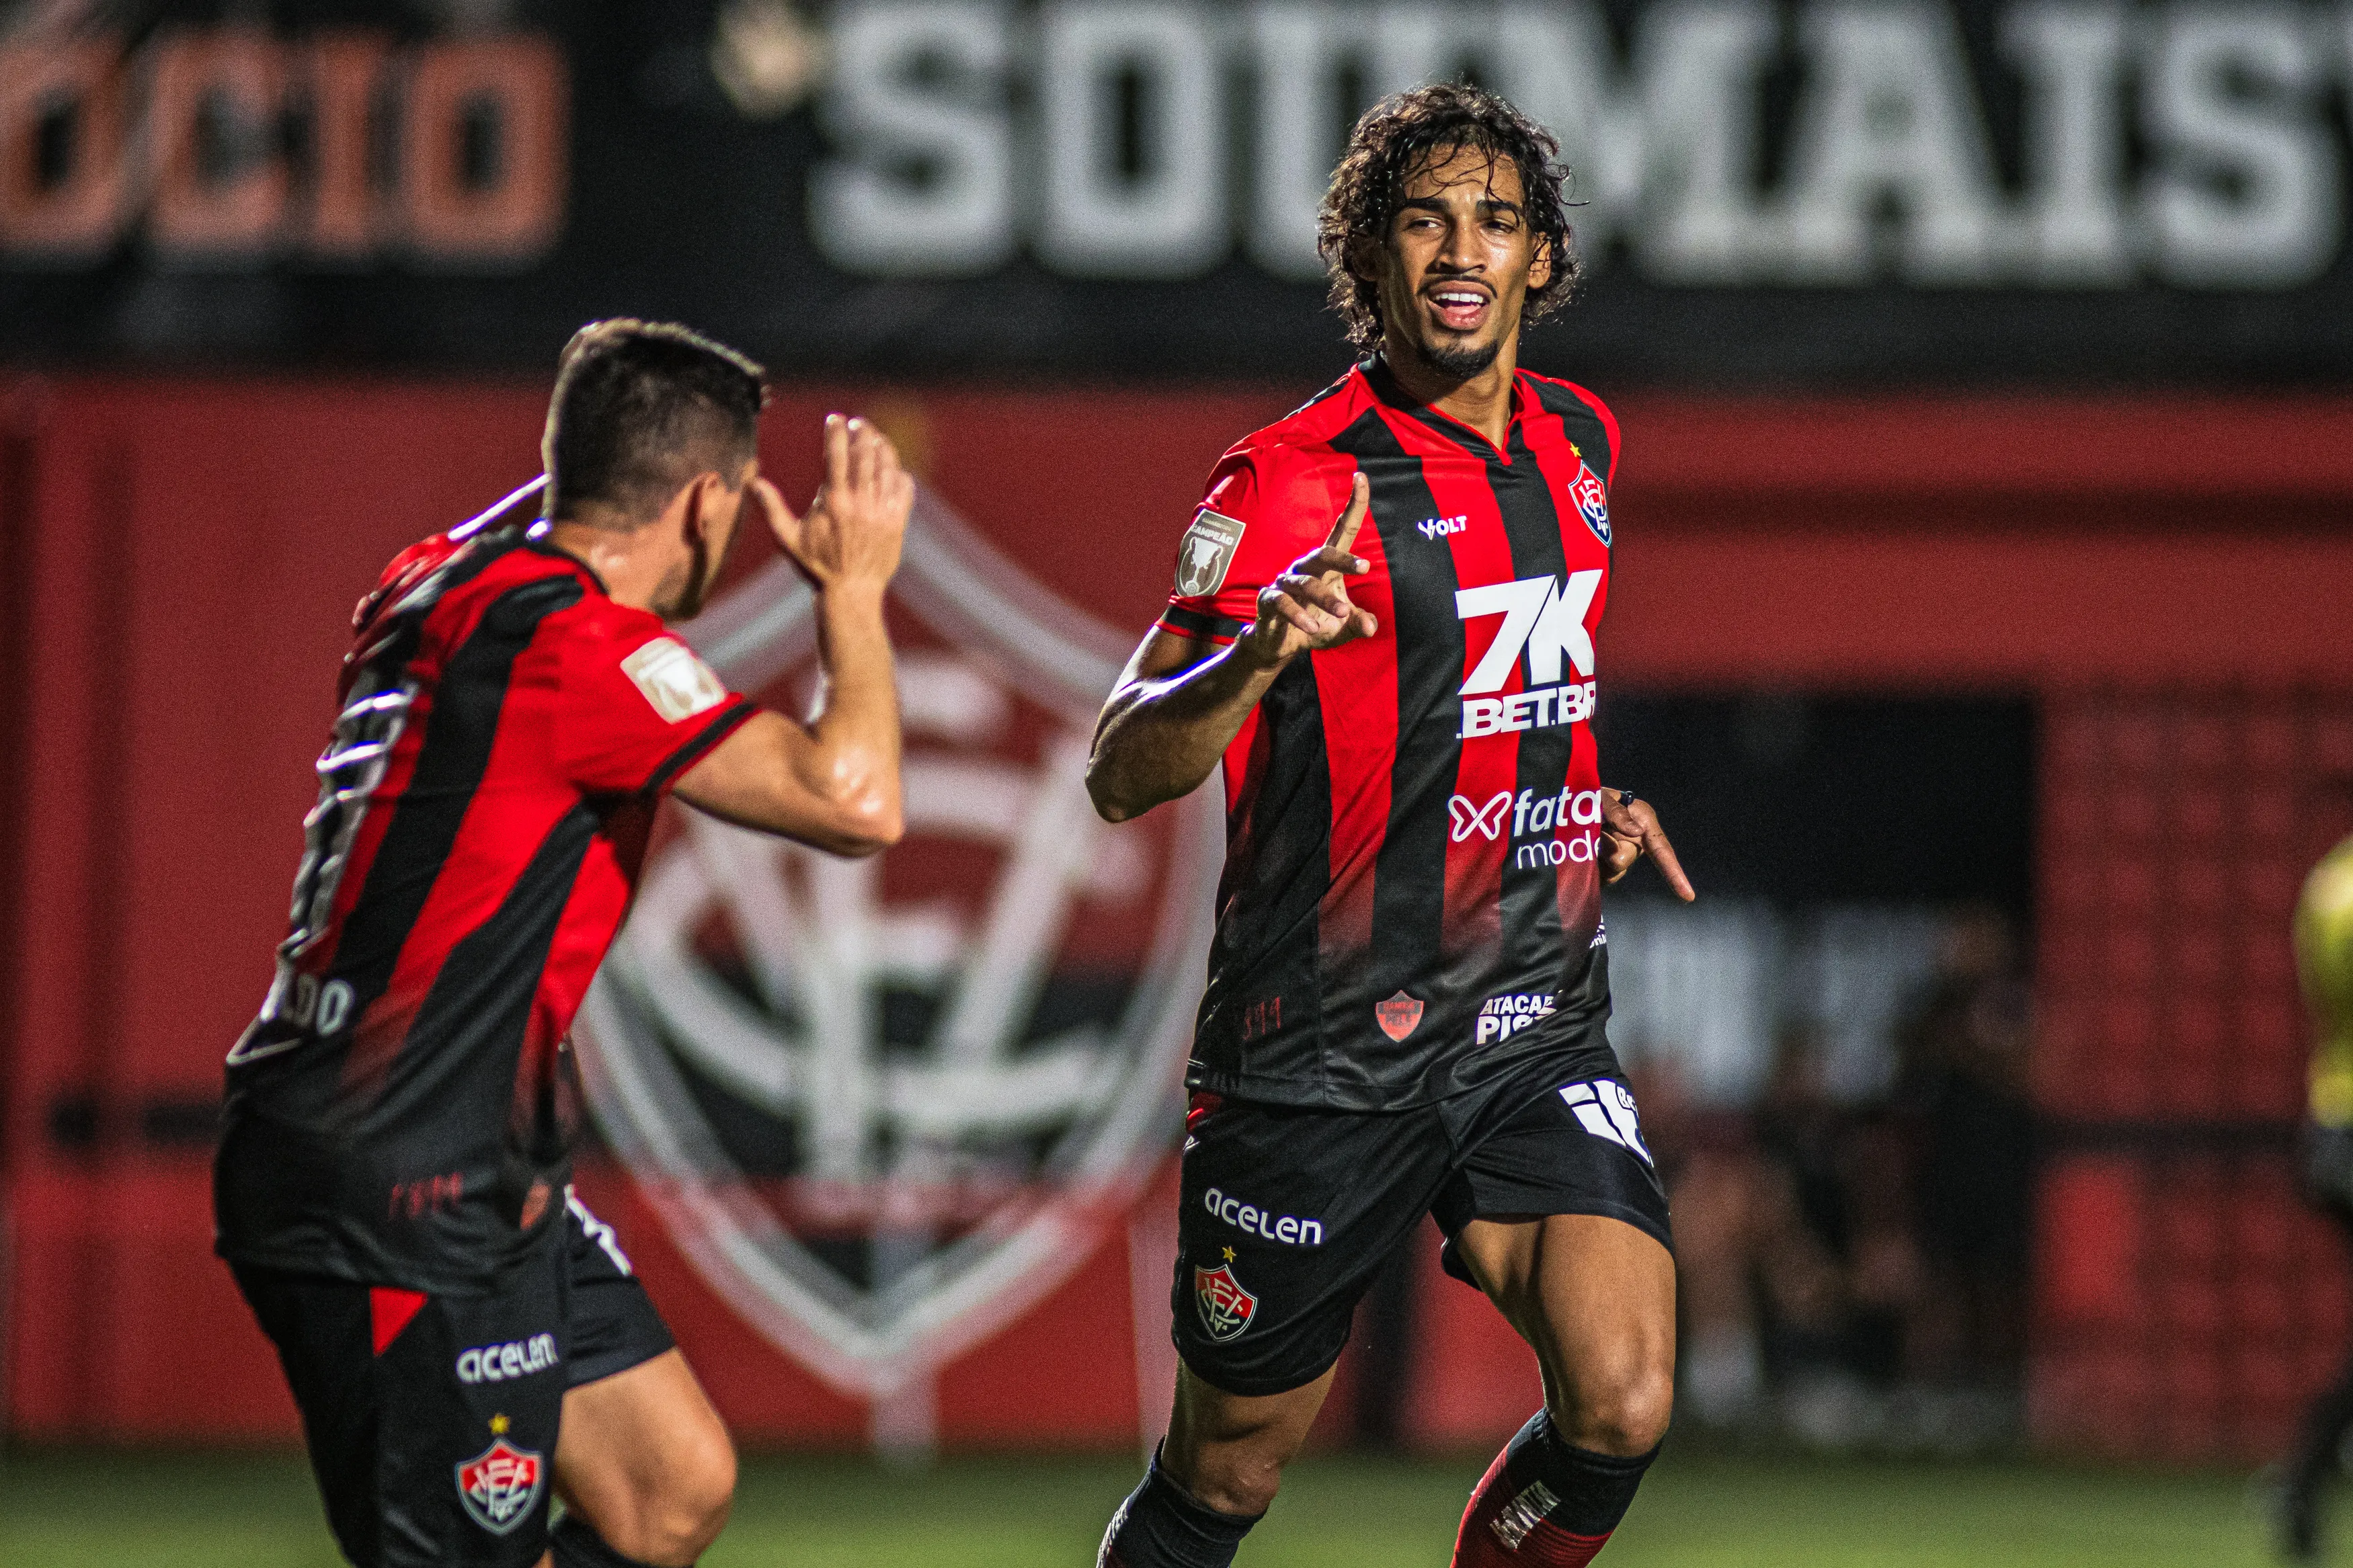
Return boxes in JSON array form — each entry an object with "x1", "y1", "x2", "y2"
[
  {"x1": 214, "y1": 320, "x2": 912, "y2": 1568},
  {"x1": 1086, "y1": 85, "x2": 1693, "y2": 1567}
]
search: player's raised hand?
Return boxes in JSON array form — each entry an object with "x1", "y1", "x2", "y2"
[
  {"x1": 1239, "y1": 472, "x2": 1378, "y2": 669},
  {"x1": 763, "y1": 413, "x2": 913, "y2": 593},
  {"x1": 1599, "y1": 789, "x2": 1695, "y2": 901}
]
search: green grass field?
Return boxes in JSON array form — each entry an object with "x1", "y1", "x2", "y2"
[{"x1": 0, "y1": 1446, "x2": 2324, "y2": 1567}]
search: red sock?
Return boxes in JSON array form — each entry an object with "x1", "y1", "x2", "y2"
[{"x1": 1449, "y1": 1413, "x2": 1655, "y2": 1567}]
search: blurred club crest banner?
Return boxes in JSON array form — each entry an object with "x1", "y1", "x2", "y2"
[
  {"x1": 5, "y1": 1, "x2": 2353, "y2": 384},
  {"x1": 573, "y1": 485, "x2": 1221, "y2": 1425}
]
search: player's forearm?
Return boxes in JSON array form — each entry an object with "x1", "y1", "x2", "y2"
[
  {"x1": 1086, "y1": 644, "x2": 1283, "y2": 823},
  {"x1": 801, "y1": 581, "x2": 904, "y2": 850}
]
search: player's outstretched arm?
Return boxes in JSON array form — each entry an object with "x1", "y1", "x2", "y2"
[
  {"x1": 1087, "y1": 473, "x2": 1375, "y2": 823},
  {"x1": 674, "y1": 415, "x2": 910, "y2": 856}
]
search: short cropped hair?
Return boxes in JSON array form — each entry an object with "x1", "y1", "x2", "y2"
[
  {"x1": 543, "y1": 320, "x2": 766, "y2": 526},
  {"x1": 1318, "y1": 83, "x2": 1580, "y2": 349}
]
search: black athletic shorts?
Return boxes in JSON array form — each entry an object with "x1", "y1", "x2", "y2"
[
  {"x1": 1171, "y1": 1065, "x2": 1673, "y2": 1397},
  {"x1": 231, "y1": 1188, "x2": 675, "y2": 1568}
]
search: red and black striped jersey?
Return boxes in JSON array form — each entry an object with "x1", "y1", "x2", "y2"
[
  {"x1": 1158, "y1": 358, "x2": 1622, "y2": 1111},
  {"x1": 215, "y1": 522, "x2": 754, "y2": 1292}
]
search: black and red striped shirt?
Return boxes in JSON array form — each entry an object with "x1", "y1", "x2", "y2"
[
  {"x1": 1158, "y1": 358, "x2": 1622, "y2": 1111},
  {"x1": 216, "y1": 522, "x2": 754, "y2": 1291}
]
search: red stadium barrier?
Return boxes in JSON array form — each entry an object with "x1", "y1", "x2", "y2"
[{"x1": 3, "y1": 377, "x2": 2352, "y2": 1457}]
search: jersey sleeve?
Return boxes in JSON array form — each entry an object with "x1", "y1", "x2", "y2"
[
  {"x1": 1154, "y1": 445, "x2": 1353, "y2": 645},
  {"x1": 553, "y1": 608, "x2": 758, "y2": 797}
]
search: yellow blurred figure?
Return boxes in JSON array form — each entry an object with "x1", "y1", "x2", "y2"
[
  {"x1": 2299, "y1": 836, "x2": 2353, "y2": 1129},
  {"x1": 2280, "y1": 833, "x2": 2353, "y2": 1563}
]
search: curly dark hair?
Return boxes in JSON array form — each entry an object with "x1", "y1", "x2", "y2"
[{"x1": 1317, "y1": 83, "x2": 1580, "y2": 350}]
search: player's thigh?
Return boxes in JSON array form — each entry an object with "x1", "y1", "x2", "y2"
[
  {"x1": 1440, "y1": 1072, "x2": 1677, "y2": 1450},
  {"x1": 1172, "y1": 1092, "x2": 1447, "y2": 1402},
  {"x1": 552, "y1": 1194, "x2": 732, "y2": 1554},
  {"x1": 1460, "y1": 1213, "x2": 1675, "y2": 1383},
  {"x1": 555, "y1": 1349, "x2": 735, "y2": 1533}
]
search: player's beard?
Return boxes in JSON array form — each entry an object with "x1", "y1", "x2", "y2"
[{"x1": 1406, "y1": 328, "x2": 1503, "y2": 380}]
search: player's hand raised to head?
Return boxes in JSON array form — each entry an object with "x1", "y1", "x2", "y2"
[
  {"x1": 762, "y1": 413, "x2": 913, "y2": 594},
  {"x1": 1598, "y1": 790, "x2": 1695, "y2": 901},
  {"x1": 1239, "y1": 472, "x2": 1379, "y2": 669}
]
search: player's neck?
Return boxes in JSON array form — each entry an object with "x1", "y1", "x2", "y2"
[
  {"x1": 541, "y1": 520, "x2": 673, "y2": 615},
  {"x1": 1379, "y1": 333, "x2": 1521, "y2": 451}
]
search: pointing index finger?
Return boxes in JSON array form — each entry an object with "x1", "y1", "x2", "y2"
[{"x1": 1323, "y1": 471, "x2": 1371, "y2": 563}]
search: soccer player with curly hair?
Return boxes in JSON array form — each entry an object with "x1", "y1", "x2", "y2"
[{"x1": 1086, "y1": 83, "x2": 1693, "y2": 1568}]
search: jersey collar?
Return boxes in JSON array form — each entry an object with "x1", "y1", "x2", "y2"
[{"x1": 1360, "y1": 354, "x2": 1529, "y2": 463}]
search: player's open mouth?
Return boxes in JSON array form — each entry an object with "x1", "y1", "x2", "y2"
[{"x1": 1425, "y1": 286, "x2": 1492, "y2": 333}]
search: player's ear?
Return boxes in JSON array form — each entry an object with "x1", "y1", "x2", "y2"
[
  {"x1": 1345, "y1": 233, "x2": 1382, "y2": 285},
  {"x1": 1528, "y1": 235, "x2": 1554, "y2": 293},
  {"x1": 675, "y1": 471, "x2": 719, "y2": 547}
]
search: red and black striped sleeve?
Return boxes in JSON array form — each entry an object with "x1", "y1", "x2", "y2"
[
  {"x1": 1154, "y1": 443, "x2": 1354, "y2": 646},
  {"x1": 552, "y1": 605, "x2": 757, "y2": 797}
]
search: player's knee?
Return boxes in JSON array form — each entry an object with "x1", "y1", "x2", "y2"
[
  {"x1": 614, "y1": 1424, "x2": 735, "y2": 1563},
  {"x1": 1183, "y1": 1452, "x2": 1286, "y2": 1518},
  {"x1": 663, "y1": 1426, "x2": 737, "y2": 1557},
  {"x1": 1557, "y1": 1360, "x2": 1674, "y2": 1456}
]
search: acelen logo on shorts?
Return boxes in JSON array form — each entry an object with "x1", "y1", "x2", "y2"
[
  {"x1": 455, "y1": 1333, "x2": 559, "y2": 1385},
  {"x1": 1454, "y1": 571, "x2": 1601, "y2": 739},
  {"x1": 1202, "y1": 1186, "x2": 1324, "y2": 1246}
]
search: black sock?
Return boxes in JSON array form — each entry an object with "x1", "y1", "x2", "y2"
[
  {"x1": 551, "y1": 1512, "x2": 672, "y2": 1568},
  {"x1": 1455, "y1": 1409, "x2": 1660, "y2": 1565},
  {"x1": 1097, "y1": 1448, "x2": 1263, "y2": 1568},
  {"x1": 1533, "y1": 1413, "x2": 1659, "y2": 1538}
]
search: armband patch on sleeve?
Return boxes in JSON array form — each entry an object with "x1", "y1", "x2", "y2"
[
  {"x1": 621, "y1": 638, "x2": 728, "y2": 723},
  {"x1": 1174, "y1": 508, "x2": 1247, "y2": 599}
]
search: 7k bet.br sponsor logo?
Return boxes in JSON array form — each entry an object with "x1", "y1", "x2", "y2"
[{"x1": 1455, "y1": 571, "x2": 1601, "y2": 740}]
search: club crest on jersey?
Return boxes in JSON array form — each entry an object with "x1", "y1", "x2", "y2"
[
  {"x1": 454, "y1": 1436, "x2": 545, "y2": 1534},
  {"x1": 576, "y1": 486, "x2": 1221, "y2": 1434},
  {"x1": 1375, "y1": 991, "x2": 1425, "y2": 1042},
  {"x1": 1174, "y1": 508, "x2": 1246, "y2": 598},
  {"x1": 1570, "y1": 462, "x2": 1611, "y2": 547},
  {"x1": 1195, "y1": 1256, "x2": 1259, "y2": 1340}
]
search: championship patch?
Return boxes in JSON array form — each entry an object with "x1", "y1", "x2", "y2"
[
  {"x1": 454, "y1": 1434, "x2": 546, "y2": 1534},
  {"x1": 1570, "y1": 463, "x2": 1611, "y2": 548},
  {"x1": 1194, "y1": 1251, "x2": 1258, "y2": 1341},
  {"x1": 1375, "y1": 991, "x2": 1424, "y2": 1042},
  {"x1": 1173, "y1": 508, "x2": 1246, "y2": 599},
  {"x1": 621, "y1": 637, "x2": 728, "y2": 723}
]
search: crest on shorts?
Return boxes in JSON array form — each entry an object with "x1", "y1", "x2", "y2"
[
  {"x1": 1193, "y1": 1257, "x2": 1258, "y2": 1341},
  {"x1": 454, "y1": 1437, "x2": 545, "y2": 1534},
  {"x1": 1173, "y1": 508, "x2": 1246, "y2": 598},
  {"x1": 575, "y1": 484, "x2": 1221, "y2": 1452},
  {"x1": 1569, "y1": 462, "x2": 1611, "y2": 548},
  {"x1": 1375, "y1": 991, "x2": 1425, "y2": 1042}
]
